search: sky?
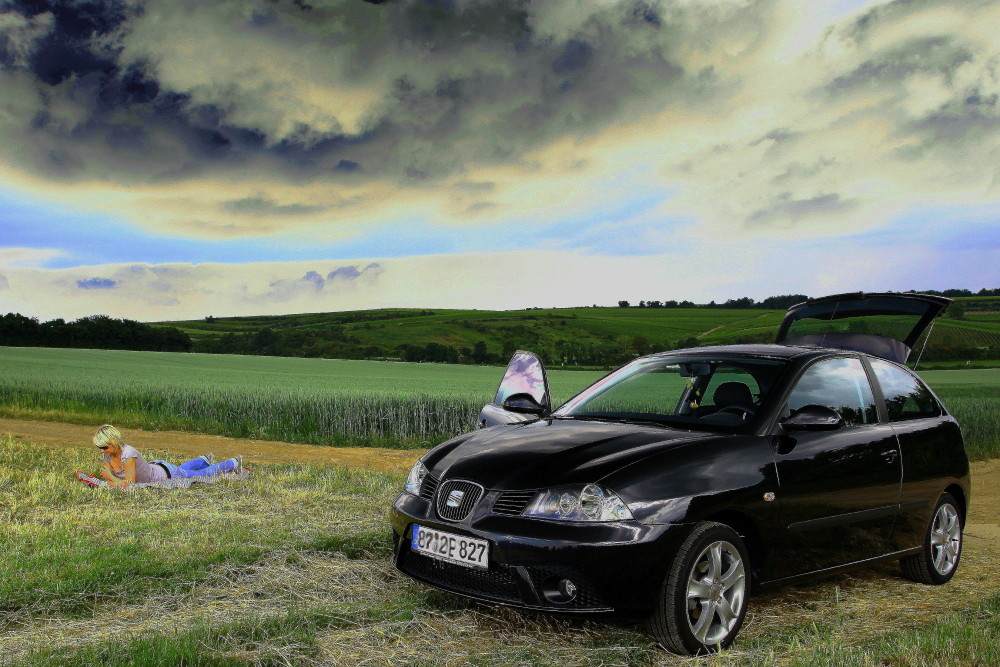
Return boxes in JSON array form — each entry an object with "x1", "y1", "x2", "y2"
[{"x1": 0, "y1": 0, "x2": 998, "y2": 322}]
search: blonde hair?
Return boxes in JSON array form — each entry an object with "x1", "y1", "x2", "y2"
[{"x1": 93, "y1": 424, "x2": 124, "y2": 449}]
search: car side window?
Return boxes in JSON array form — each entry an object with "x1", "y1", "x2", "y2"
[
  {"x1": 870, "y1": 359, "x2": 942, "y2": 421},
  {"x1": 787, "y1": 357, "x2": 878, "y2": 426}
]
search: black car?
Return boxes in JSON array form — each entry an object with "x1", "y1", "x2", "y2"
[{"x1": 390, "y1": 293, "x2": 969, "y2": 655}]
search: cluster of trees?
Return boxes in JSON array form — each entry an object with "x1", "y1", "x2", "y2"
[
  {"x1": 193, "y1": 329, "x2": 505, "y2": 365},
  {"x1": 618, "y1": 294, "x2": 810, "y2": 309},
  {"x1": 193, "y1": 326, "x2": 368, "y2": 359},
  {"x1": 617, "y1": 299, "x2": 697, "y2": 308},
  {"x1": 918, "y1": 288, "x2": 1000, "y2": 297},
  {"x1": 0, "y1": 313, "x2": 192, "y2": 352},
  {"x1": 617, "y1": 290, "x2": 1000, "y2": 311}
]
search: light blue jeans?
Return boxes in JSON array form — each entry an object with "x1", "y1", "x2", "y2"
[{"x1": 156, "y1": 456, "x2": 239, "y2": 479}]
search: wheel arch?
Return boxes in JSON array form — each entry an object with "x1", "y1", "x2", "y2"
[
  {"x1": 943, "y1": 483, "x2": 967, "y2": 525},
  {"x1": 702, "y1": 510, "x2": 766, "y2": 593}
]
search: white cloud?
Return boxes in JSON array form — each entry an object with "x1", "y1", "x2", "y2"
[
  {"x1": 3, "y1": 240, "x2": 994, "y2": 322},
  {"x1": 0, "y1": 247, "x2": 65, "y2": 267}
]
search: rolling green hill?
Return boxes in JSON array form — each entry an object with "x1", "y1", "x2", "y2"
[{"x1": 157, "y1": 296, "x2": 1000, "y2": 368}]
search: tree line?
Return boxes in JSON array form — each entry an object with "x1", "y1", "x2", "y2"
[
  {"x1": 0, "y1": 313, "x2": 192, "y2": 352},
  {"x1": 4, "y1": 286, "x2": 997, "y2": 365},
  {"x1": 618, "y1": 294, "x2": 809, "y2": 309},
  {"x1": 617, "y1": 288, "x2": 1000, "y2": 310}
]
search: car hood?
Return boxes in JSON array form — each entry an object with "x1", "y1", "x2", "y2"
[{"x1": 423, "y1": 418, "x2": 716, "y2": 490}]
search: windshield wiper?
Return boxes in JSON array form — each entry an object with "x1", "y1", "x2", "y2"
[{"x1": 553, "y1": 415, "x2": 675, "y2": 429}]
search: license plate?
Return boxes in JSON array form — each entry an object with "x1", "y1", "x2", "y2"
[{"x1": 411, "y1": 524, "x2": 489, "y2": 570}]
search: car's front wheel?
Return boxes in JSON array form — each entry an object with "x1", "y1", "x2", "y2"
[
  {"x1": 900, "y1": 492, "x2": 963, "y2": 585},
  {"x1": 649, "y1": 522, "x2": 749, "y2": 655}
]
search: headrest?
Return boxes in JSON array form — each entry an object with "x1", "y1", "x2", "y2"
[{"x1": 713, "y1": 382, "x2": 754, "y2": 408}]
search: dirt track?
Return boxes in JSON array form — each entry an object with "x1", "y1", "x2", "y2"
[{"x1": 0, "y1": 417, "x2": 422, "y2": 475}]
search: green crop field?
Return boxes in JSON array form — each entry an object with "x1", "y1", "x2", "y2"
[
  {"x1": 1, "y1": 347, "x2": 997, "y2": 458},
  {"x1": 0, "y1": 347, "x2": 602, "y2": 448}
]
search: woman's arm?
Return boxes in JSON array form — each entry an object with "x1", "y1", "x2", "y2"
[
  {"x1": 119, "y1": 457, "x2": 137, "y2": 486},
  {"x1": 103, "y1": 458, "x2": 137, "y2": 487}
]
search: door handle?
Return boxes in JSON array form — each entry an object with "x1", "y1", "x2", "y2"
[{"x1": 882, "y1": 450, "x2": 899, "y2": 464}]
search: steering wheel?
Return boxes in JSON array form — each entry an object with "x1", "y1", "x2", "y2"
[{"x1": 717, "y1": 406, "x2": 755, "y2": 420}]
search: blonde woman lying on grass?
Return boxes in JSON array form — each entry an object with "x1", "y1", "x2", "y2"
[{"x1": 94, "y1": 424, "x2": 242, "y2": 488}]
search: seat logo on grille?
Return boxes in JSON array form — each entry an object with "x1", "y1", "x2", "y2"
[{"x1": 446, "y1": 490, "x2": 465, "y2": 507}]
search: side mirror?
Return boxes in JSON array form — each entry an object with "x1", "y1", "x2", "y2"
[
  {"x1": 477, "y1": 350, "x2": 552, "y2": 428},
  {"x1": 781, "y1": 404, "x2": 843, "y2": 432},
  {"x1": 502, "y1": 392, "x2": 547, "y2": 415},
  {"x1": 493, "y1": 350, "x2": 551, "y2": 414}
]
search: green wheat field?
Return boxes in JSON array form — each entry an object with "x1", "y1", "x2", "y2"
[
  {"x1": 1, "y1": 347, "x2": 998, "y2": 457},
  {"x1": 1, "y1": 346, "x2": 999, "y2": 665}
]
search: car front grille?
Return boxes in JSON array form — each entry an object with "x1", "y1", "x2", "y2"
[
  {"x1": 419, "y1": 474, "x2": 439, "y2": 501},
  {"x1": 492, "y1": 490, "x2": 538, "y2": 516},
  {"x1": 401, "y1": 549, "x2": 522, "y2": 603},
  {"x1": 435, "y1": 480, "x2": 484, "y2": 521}
]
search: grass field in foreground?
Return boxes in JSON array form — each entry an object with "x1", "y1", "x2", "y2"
[
  {"x1": 2, "y1": 347, "x2": 999, "y2": 457},
  {"x1": 1, "y1": 434, "x2": 999, "y2": 667}
]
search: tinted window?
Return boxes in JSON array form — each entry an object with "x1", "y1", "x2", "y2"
[
  {"x1": 787, "y1": 357, "x2": 878, "y2": 426},
  {"x1": 871, "y1": 360, "x2": 942, "y2": 422}
]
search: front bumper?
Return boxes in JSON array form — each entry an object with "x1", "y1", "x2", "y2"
[{"x1": 390, "y1": 492, "x2": 688, "y2": 616}]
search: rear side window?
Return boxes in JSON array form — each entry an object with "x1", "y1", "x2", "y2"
[
  {"x1": 787, "y1": 357, "x2": 878, "y2": 426},
  {"x1": 871, "y1": 360, "x2": 942, "y2": 422}
]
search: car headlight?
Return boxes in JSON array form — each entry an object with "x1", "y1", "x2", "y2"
[
  {"x1": 522, "y1": 484, "x2": 633, "y2": 522},
  {"x1": 404, "y1": 461, "x2": 427, "y2": 496}
]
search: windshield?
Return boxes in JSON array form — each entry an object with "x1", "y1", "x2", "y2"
[{"x1": 553, "y1": 356, "x2": 787, "y2": 430}]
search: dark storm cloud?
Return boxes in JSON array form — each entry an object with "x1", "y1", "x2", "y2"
[
  {"x1": 820, "y1": 0, "x2": 1000, "y2": 152},
  {"x1": 76, "y1": 277, "x2": 118, "y2": 289},
  {"x1": 825, "y1": 36, "x2": 973, "y2": 94},
  {"x1": 746, "y1": 193, "x2": 855, "y2": 227},
  {"x1": 221, "y1": 196, "x2": 328, "y2": 217},
  {"x1": 0, "y1": 0, "x2": 723, "y2": 191}
]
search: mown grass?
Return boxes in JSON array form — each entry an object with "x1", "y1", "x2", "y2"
[
  {"x1": 0, "y1": 435, "x2": 399, "y2": 618},
  {"x1": 2, "y1": 434, "x2": 999, "y2": 666}
]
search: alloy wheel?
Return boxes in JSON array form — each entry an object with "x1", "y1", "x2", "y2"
[
  {"x1": 931, "y1": 503, "x2": 961, "y2": 576},
  {"x1": 685, "y1": 540, "x2": 746, "y2": 645}
]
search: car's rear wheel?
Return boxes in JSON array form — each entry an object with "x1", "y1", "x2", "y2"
[
  {"x1": 649, "y1": 522, "x2": 749, "y2": 655},
  {"x1": 900, "y1": 492, "x2": 963, "y2": 585}
]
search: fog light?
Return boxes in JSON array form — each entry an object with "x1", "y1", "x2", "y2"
[{"x1": 541, "y1": 576, "x2": 578, "y2": 604}]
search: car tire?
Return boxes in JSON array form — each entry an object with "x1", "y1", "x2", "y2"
[
  {"x1": 900, "y1": 492, "x2": 963, "y2": 585},
  {"x1": 649, "y1": 521, "x2": 750, "y2": 655}
]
